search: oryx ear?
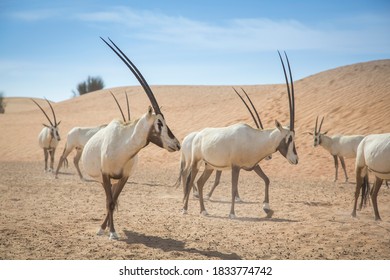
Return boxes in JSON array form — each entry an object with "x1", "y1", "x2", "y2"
[
  {"x1": 323, "y1": 131, "x2": 329, "y2": 135},
  {"x1": 57, "y1": 120, "x2": 61, "y2": 126},
  {"x1": 275, "y1": 120, "x2": 283, "y2": 131},
  {"x1": 43, "y1": 123, "x2": 50, "y2": 128},
  {"x1": 306, "y1": 132, "x2": 313, "y2": 136},
  {"x1": 147, "y1": 106, "x2": 153, "y2": 115}
]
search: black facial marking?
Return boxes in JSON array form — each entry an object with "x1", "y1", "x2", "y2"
[
  {"x1": 277, "y1": 138, "x2": 288, "y2": 157},
  {"x1": 157, "y1": 119, "x2": 163, "y2": 131},
  {"x1": 147, "y1": 123, "x2": 163, "y2": 148},
  {"x1": 167, "y1": 126, "x2": 175, "y2": 139}
]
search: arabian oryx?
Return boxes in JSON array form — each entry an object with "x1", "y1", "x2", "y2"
[
  {"x1": 54, "y1": 92, "x2": 129, "y2": 180},
  {"x1": 32, "y1": 98, "x2": 62, "y2": 172},
  {"x1": 174, "y1": 87, "x2": 271, "y2": 202},
  {"x1": 310, "y1": 116, "x2": 364, "y2": 182},
  {"x1": 183, "y1": 51, "x2": 298, "y2": 219},
  {"x1": 81, "y1": 38, "x2": 180, "y2": 240},
  {"x1": 352, "y1": 133, "x2": 390, "y2": 220}
]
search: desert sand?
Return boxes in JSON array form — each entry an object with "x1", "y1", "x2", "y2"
[{"x1": 0, "y1": 59, "x2": 389, "y2": 260}]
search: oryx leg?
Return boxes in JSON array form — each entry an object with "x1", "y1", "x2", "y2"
[
  {"x1": 253, "y1": 165, "x2": 273, "y2": 218},
  {"x1": 352, "y1": 166, "x2": 364, "y2": 217},
  {"x1": 333, "y1": 155, "x2": 339, "y2": 182},
  {"x1": 206, "y1": 171, "x2": 241, "y2": 201},
  {"x1": 371, "y1": 176, "x2": 383, "y2": 221},
  {"x1": 49, "y1": 148, "x2": 56, "y2": 171},
  {"x1": 182, "y1": 163, "x2": 200, "y2": 214},
  {"x1": 229, "y1": 166, "x2": 240, "y2": 219},
  {"x1": 339, "y1": 156, "x2": 348, "y2": 182},
  {"x1": 43, "y1": 148, "x2": 49, "y2": 171},
  {"x1": 98, "y1": 176, "x2": 129, "y2": 239},
  {"x1": 206, "y1": 170, "x2": 222, "y2": 200},
  {"x1": 359, "y1": 174, "x2": 369, "y2": 210},
  {"x1": 55, "y1": 145, "x2": 73, "y2": 178},
  {"x1": 73, "y1": 148, "x2": 84, "y2": 180},
  {"x1": 196, "y1": 166, "x2": 214, "y2": 216}
]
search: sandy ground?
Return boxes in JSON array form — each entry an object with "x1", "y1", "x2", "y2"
[{"x1": 0, "y1": 59, "x2": 390, "y2": 260}]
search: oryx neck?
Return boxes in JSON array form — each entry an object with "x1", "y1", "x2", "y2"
[{"x1": 319, "y1": 134, "x2": 333, "y2": 152}]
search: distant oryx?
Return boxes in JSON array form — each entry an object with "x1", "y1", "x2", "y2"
[
  {"x1": 352, "y1": 133, "x2": 390, "y2": 220},
  {"x1": 183, "y1": 51, "x2": 298, "y2": 219},
  {"x1": 32, "y1": 98, "x2": 62, "y2": 172},
  {"x1": 310, "y1": 116, "x2": 364, "y2": 182},
  {"x1": 54, "y1": 92, "x2": 129, "y2": 180},
  {"x1": 174, "y1": 87, "x2": 271, "y2": 202},
  {"x1": 81, "y1": 38, "x2": 180, "y2": 240}
]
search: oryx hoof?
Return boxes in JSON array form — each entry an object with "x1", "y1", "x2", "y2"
[
  {"x1": 109, "y1": 232, "x2": 119, "y2": 240},
  {"x1": 263, "y1": 203, "x2": 273, "y2": 218},
  {"x1": 264, "y1": 209, "x2": 274, "y2": 219},
  {"x1": 182, "y1": 209, "x2": 188, "y2": 215},
  {"x1": 96, "y1": 228, "x2": 105, "y2": 236},
  {"x1": 235, "y1": 197, "x2": 242, "y2": 203},
  {"x1": 193, "y1": 191, "x2": 199, "y2": 198},
  {"x1": 229, "y1": 213, "x2": 236, "y2": 219},
  {"x1": 201, "y1": 210, "x2": 209, "y2": 216},
  {"x1": 205, "y1": 195, "x2": 211, "y2": 201}
]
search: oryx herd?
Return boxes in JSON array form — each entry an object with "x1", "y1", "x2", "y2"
[{"x1": 32, "y1": 38, "x2": 390, "y2": 239}]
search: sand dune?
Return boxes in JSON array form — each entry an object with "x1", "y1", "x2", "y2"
[{"x1": 0, "y1": 59, "x2": 389, "y2": 259}]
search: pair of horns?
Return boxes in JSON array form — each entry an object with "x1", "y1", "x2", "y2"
[
  {"x1": 315, "y1": 116, "x2": 324, "y2": 134},
  {"x1": 101, "y1": 37, "x2": 162, "y2": 117},
  {"x1": 233, "y1": 87, "x2": 264, "y2": 129},
  {"x1": 278, "y1": 51, "x2": 295, "y2": 131},
  {"x1": 110, "y1": 91, "x2": 130, "y2": 122},
  {"x1": 31, "y1": 98, "x2": 59, "y2": 127}
]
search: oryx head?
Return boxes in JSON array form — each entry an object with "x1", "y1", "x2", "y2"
[
  {"x1": 32, "y1": 98, "x2": 61, "y2": 141},
  {"x1": 102, "y1": 37, "x2": 181, "y2": 152},
  {"x1": 275, "y1": 51, "x2": 298, "y2": 165},
  {"x1": 145, "y1": 106, "x2": 180, "y2": 151},
  {"x1": 311, "y1": 116, "x2": 327, "y2": 147}
]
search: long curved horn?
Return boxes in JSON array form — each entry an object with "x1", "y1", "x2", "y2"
[
  {"x1": 315, "y1": 116, "x2": 319, "y2": 133},
  {"x1": 240, "y1": 87, "x2": 264, "y2": 129},
  {"x1": 100, "y1": 37, "x2": 162, "y2": 116},
  {"x1": 125, "y1": 91, "x2": 130, "y2": 121},
  {"x1": 44, "y1": 98, "x2": 58, "y2": 126},
  {"x1": 31, "y1": 99, "x2": 54, "y2": 126},
  {"x1": 318, "y1": 116, "x2": 324, "y2": 133},
  {"x1": 277, "y1": 51, "x2": 295, "y2": 131},
  {"x1": 233, "y1": 87, "x2": 260, "y2": 129},
  {"x1": 110, "y1": 91, "x2": 126, "y2": 122},
  {"x1": 284, "y1": 52, "x2": 295, "y2": 130}
]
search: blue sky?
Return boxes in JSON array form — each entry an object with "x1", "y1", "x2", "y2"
[{"x1": 1, "y1": 0, "x2": 389, "y2": 102}]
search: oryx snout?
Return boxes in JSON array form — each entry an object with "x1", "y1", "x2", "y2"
[{"x1": 165, "y1": 125, "x2": 181, "y2": 152}]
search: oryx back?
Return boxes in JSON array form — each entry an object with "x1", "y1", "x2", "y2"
[{"x1": 357, "y1": 133, "x2": 390, "y2": 180}]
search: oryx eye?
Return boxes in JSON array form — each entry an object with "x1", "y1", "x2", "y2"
[{"x1": 157, "y1": 119, "x2": 163, "y2": 131}]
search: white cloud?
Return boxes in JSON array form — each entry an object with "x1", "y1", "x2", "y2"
[
  {"x1": 9, "y1": 9, "x2": 61, "y2": 21},
  {"x1": 76, "y1": 6, "x2": 389, "y2": 53}
]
